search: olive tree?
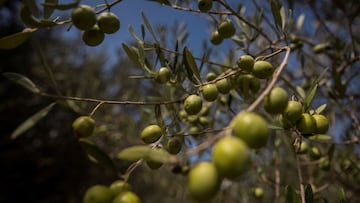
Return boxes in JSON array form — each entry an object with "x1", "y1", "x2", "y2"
[{"x1": 1, "y1": 0, "x2": 359, "y2": 202}]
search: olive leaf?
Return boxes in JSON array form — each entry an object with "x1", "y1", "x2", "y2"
[
  {"x1": 23, "y1": 0, "x2": 40, "y2": 18},
  {"x1": 296, "y1": 14, "x2": 305, "y2": 31},
  {"x1": 183, "y1": 47, "x2": 201, "y2": 85},
  {"x1": 128, "y1": 25, "x2": 142, "y2": 42},
  {"x1": 308, "y1": 134, "x2": 332, "y2": 141},
  {"x1": 11, "y1": 103, "x2": 56, "y2": 139},
  {"x1": 122, "y1": 43, "x2": 142, "y2": 68},
  {"x1": 117, "y1": 145, "x2": 177, "y2": 164},
  {"x1": 285, "y1": 185, "x2": 300, "y2": 203},
  {"x1": 315, "y1": 103, "x2": 327, "y2": 114},
  {"x1": 3, "y1": 72, "x2": 40, "y2": 93},
  {"x1": 78, "y1": 138, "x2": 117, "y2": 173},
  {"x1": 0, "y1": 28, "x2": 36, "y2": 49},
  {"x1": 305, "y1": 84, "x2": 318, "y2": 111},
  {"x1": 155, "y1": 104, "x2": 165, "y2": 129},
  {"x1": 305, "y1": 184, "x2": 314, "y2": 203},
  {"x1": 339, "y1": 188, "x2": 347, "y2": 203},
  {"x1": 270, "y1": 0, "x2": 283, "y2": 30},
  {"x1": 141, "y1": 12, "x2": 158, "y2": 42},
  {"x1": 43, "y1": 0, "x2": 58, "y2": 19},
  {"x1": 41, "y1": 0, "x2": 79, "y2": 10}
]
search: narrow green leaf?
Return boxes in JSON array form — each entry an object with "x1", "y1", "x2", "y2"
[
  {"x1": 285, "y1": 185, "x2": 300, "y2": 203},
  {"x1": 155, "y1": 104, "x2": 165, "y2": 128},
  {"x1": 339, "y1": 187, "x2": 346, "y2": 202},
  {"x1": 38, "y1": 19, "x2": 59, "y2": 27},
  {"x1": 305, "y1": 184, "x2": 314, "y2": 203},
  {"x1": 315, "y1": 104, "x2": 327, "y2": 114},
  {"x1": 43, "y1": 0, "x2": 58, "y2": 19},
  {"x1": 305, "y1": 84, "x2": 318, "y2": 110},
  {"x1": 270, "y1": 0, "x2": 283, "y2": 29},
  {"x1": 183, "y1": 47, "x2": 201, "y2": 84},
  {"x1": 23, "y1": 0, "x2": 40, "y2": 17},
  {"x1": 327, "y1": 144, "x2": 335, "y2": 161},
  {"x1": 0, "y1": 28, "x2": 36, "y2": 49},
  {"x1": 128, "y1": 25, "x2": 141, "y2": 42},
  {"x1": 41, "y1": 0, "x2": 79, "y2": 10},
  {"x1": 11, "y1": 103, "x2": 56, "y2": 139},
  {"x1": 296, "y1": 14, "x2": 305, "y2": 31},
  {"x1": 122, "y1": 43, "x2": 142, "y2": 67},
  {"x1": 155, "y1": 43, "x2": 166, "y2": 67},
  {"x1": 141, "y1": 24, "x2": 146, "y2": 40},
  {"x1": 146, "y1": 0, "x2": 171, "y2": 6},
  {"x1": 3, "y1": 72, "x2": 40, "y2": 93},
  {"x1": 79, "y1": 138, "x2": 117, "y2": 172},
  {"x1": 308, "y1": 134, "x2": 332, "y2": 141},
  {"x1": 117, "y1": 145, "x2": 177, "y2": 164},
  {"x1": 296, "y1": 86, "x2": 306, "y2": 99},
  {"x1": 141, "y1": 12, "x2": 158, "y2": 41},
  {"x1": 137, "y1": 41, "x2": 146, "y2": 68},
  {"x1": 280, "y1": 6, "x2": 286, "y2": 31}
]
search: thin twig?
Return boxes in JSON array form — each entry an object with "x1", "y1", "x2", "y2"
[{"x1": 246, "y1": 46, "x2": 291, "y2": 112}]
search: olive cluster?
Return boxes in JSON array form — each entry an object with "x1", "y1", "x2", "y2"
[
  {"x1": 83, "y1": 180, "x2": 141, "y2": 203},
  {"x1": 210, "y1": 19, "x2": 236, "y2": 45},
  {"x1": 71, "y1": 5, "x2": 121, "y2": 46}
]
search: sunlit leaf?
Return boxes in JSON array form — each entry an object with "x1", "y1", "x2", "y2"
[
  {"x1": 270, "y1": 0, "x2": 283, "y2": 29},
  {"x1": 315, "y1": 104, "x2": 327, "y2": 114},
  {"x1": 296, "y1": 14, "x2": 305, "y2": 31},
  {"x1": 122, "y1": 43, "x2": 142, "y2": 67},
  {"x1": 79, "y1": 138, "x2": 117, "y2": 172},
  {"x1": 11, "y1": 103, "x2": 56, "y2": 139},
  {"x1": 296, "y1": 86, "x2": 306, "y2": 99},
  {"x1": 3, "y1": 72, "x2": 40, "y2": 93},
  {"x1": 339, "y1": 188, "x2": 346, "y2": 203},
  {"x1": 129, "y1": 25, "x2": 141, "y2": 42},
  {"x1": 117, "y1": 145, "x2": 177, "y2": 163},
  {"x1": 308, "y1": 134, "x2": 332, "y2": 141},
  {"x1": 141, "y1": 24, "x2": 145, "y2": 40},
  {"x1": 43, "y1": 0, "x2": 58, "y2": 19},
  {"x1": 0, "y1": 28, "x2": 36, "y2": 49},
  {"x1": 305, "y1": 184, "x2": 314, "y2": 203},
  {"x1": 280, "y1": 6, "x2": 286, "y2": 31}
]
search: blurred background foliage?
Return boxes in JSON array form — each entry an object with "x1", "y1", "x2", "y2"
[{"x1": 0, "y1": 0, "x2": 359, "y2": 202}]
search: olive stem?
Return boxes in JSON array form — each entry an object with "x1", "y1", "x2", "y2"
[
  {"x1": 246, "y1": 46, "x2": 290, "y2": 112},
  {"x1": 89, "y1": 101, "x2": 105, "y2": 117}
]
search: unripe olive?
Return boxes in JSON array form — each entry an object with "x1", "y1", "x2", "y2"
[
  {"x1": 309, "y1": 146, "x2": 321, "y2": 160},
  {"x1": 206, "y1": 72, "x2": 217, "y2": 81},
  {"x1": 252, "y1": 61, "x2": 274, "y2": 79},
  {"x1": 283, "y1": 101, "x2": 304, "y2": 124},
  {"x1": 82, "y1": 25, "x2": 105, "y2": 46},
  {"x1": 72, "y1": 116, "x2": 95, "y2": 138},
  {"x1": 252, "y1": 187, "x2": 264, "y2": 199},
  {"x1": 312, "y1": 114, "x2": 329, "y2": 134},
  {"x1": 296, "y1": 141, "x2": 309, "y2": 154},
  {"x1": 212, "y1": 136, "x2": 251, "y2": 179},
  {"x1": 198, "y1": 0, "x2": 213, "y2": 12},
  {"x1": 312, "y1": 43, "x2": 328, "y2": 53},
  {"x1": 184, "y1": 94, "x2": 202, "y2": 115},
  {"x1": 210, "y1": 30, "x2": 223, "y2": 45},
  {"x1": 189, "y1": 126, "x2": 200, "y2": 134},
  {"x1": 263, "y1": 87, "x2": 289, "y2": 114},
  {"x1": 154, "y1": 67, "x2": 171, "y2": 84},
  {"x1": 296, "y1": 113, "x2": 316, "y2": 135},
  {"x1": 199, "y1": 116, "x2": 210, "y2": 126},
  {"x1": 237, "y1": 55, "x2": 254, "y2": 72},
  {"x1": 319, "y1": 157, "x2": 330, "y2": 171},
  {"x1": 71, "y1": 5, "x2": 97, "y2": 31},
  {"x1": 231, "y1": 112, "x2": 269, "y2": 149},
  {"x1": 187, "y1": 162, "x2": 221, "y2": 201},
  {"x1": 218, "y1": 19, "x2": 236, "y2": 38},
  {"x1": 202, "y1": 84, "x2": 219, "y2": 102},
  {"x1": 140, "y1": 124, "x2": 162, "y2": 144},
  {"x1": 113, "y1": 191, "x2": 141, "y2": 203},
  {"x1": 109, "y1": 180, "x2": 132, "y2": 196},
  {"x1": 97, "y1": 12, "x2": 120, "y2": 34},
  {"x1": 145, "y1": 147, "x2": 163, "y2": 170},
  {"x1": 215, "y1": 78, "x2": 232, "y2": 94},
  {"x1": 83, "y1": 185, "x2": 113, "y2": 203},
  {"x1": 166, "y1": 137, "x2": 183, "y2": 155}
]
